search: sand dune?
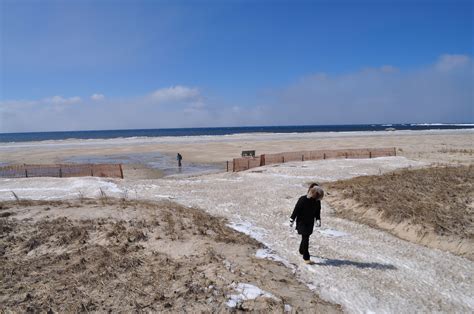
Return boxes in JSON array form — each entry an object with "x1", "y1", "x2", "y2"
[{"x1": 2, "y1": 156, "x2": 473, "y2": 312}]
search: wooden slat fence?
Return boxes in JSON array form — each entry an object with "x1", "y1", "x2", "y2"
[
  {"x1": 0, "y1": 164, "x2": 124, "y2": 179},
  {"x1": 231, "y1": 147, "x2": 396, "y2": 172}
]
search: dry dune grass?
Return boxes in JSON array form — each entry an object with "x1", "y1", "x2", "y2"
[
  {"x1": 326, "y1": 165, "x2": 473, "y2": 258},
  {"x1": 0, "y1": 198, "x2": 339, "y2": 313}
]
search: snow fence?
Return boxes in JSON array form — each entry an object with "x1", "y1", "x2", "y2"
[
  {"x1": 0, "y1": 164, "x2": 124, "y2": 179},
  {"x1": 231, "y1": 147, "x2": 397, "y2": 172}
]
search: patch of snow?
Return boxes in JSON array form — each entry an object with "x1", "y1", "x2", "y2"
[
  {"x1": 255, "y1": 248, "x2": 294, "y2": 270},
  {"x1": 227, "y1": 220, "x2": 266, "y2": 242},
  {"x1": 225, "y1": 298, "x2": 238, "y2": 308},
  {"x1": 0, "y1": 177, "x2": 123, "y2": 200},
  {"x1": 154, "y1": 194, "x2": 175, "y2": 199},
  {"x1": 226, "y1": 283, "x2": 279, "y2": 308}
]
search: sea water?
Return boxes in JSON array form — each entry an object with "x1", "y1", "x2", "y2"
[{"x1": 1, "y1": 123, "x2": 473, "y2": 143}]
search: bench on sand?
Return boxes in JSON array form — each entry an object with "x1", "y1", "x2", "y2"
[{"x1": 241, "y1": 150, "x2": 256, "y2": 157}]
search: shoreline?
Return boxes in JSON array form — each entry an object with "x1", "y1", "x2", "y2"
[
  {"x1": 0, "y1": 129, "x2": 472, "y2": 168},
  {"x1": 1, "y1": 128, "x2": 473, "y2": 146},
  {"x1": 2, "y1": 124, "x2": 473, "y2": 141}
]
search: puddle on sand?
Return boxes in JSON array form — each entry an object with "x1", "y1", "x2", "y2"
[{"x1": 63, "y1": 152, "x2": 222, "y2": 177}]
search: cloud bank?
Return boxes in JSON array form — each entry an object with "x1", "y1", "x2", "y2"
[
  {"x1": 1, "y1": 55, "x2": 472, "y2": 133},
  {"x1": 256, "y1": 54, "x2": 473, "y2": 126}
]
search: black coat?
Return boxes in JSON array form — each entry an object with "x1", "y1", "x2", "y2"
[{"x1": 290, "y1": 195, "x2": 321, "y2": 235}]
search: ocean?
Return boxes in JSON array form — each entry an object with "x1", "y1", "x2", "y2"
[{"x1": 1, "y1": 123, "x2": 473, "y2": 143}]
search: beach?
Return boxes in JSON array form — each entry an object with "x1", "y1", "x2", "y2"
[
  {"x1": 1, "y1": 129, "x2": 473, "y2": 174},
  {"x1": 1, "y1": 129, "x2": 473, "y2": 312},
  {"x1": 3, "y1": 0, "x2": 472, "y2": 311}
]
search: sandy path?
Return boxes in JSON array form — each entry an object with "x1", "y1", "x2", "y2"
[{"x1": 2, "y1": 156, "x2": 473, "y2": 312}]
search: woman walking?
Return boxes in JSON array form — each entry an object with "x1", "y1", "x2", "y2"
[{"x1": 290, "y1": 183, "x2": 324, "y2": 263}]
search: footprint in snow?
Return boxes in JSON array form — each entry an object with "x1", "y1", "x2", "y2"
[{"x1": 316, "y1": 228, "x2": 349, "y2": 237}]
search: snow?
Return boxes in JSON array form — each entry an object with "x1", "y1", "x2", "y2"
[
  {"x1": 226, "y1": 283, "x2": 279, "y2": 308},
  {"x1": 255, "y1": 248, "x2": 294, "y2": 270},
  {"x1": 1, "y1": 156, "x2": 473, "y2": 312},
  {"x1": 227, "y1": 220, "x2": 266, "y2": 242},
  {"x1": 317, "y1": 228, "x2": 349, "y2": 238},
  {"x1": 0, "y1": 177, "x2": 123, "y2": 200}
]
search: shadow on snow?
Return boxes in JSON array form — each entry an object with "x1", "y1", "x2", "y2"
[{"x1": 312, "y1": 256, "x2": 397, "y2": 270}]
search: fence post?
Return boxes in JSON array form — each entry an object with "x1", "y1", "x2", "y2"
[
  {"x1": 59, "y1": 167, "x2": 62, "y2": 178},
  {"x1": 345, "y1": 152, "x2": 348, "y2": 159},
  {"x1": 369, "y1": 151, "x2": 372, "y2": 158},
  {"x1": 91, "y1": 165, "x2": 94, "y2": 177},
  {"x1": 25, "y1": 169, "x2": 28, "y2": 178},
  {"x1": 302, "y1": 154, "x2": 304, "y2": 161},
  {"x1": 282, "y1": 156, "x2": 285, "y2": 163},
  {"x1": 119, "y1": 164, "x2": 124, "y2": 179},
  {"x1": 394, "y1": 147, "x2": 397, "y2": 156},
  {"x1": 323, "y1": 153, "x2": 326, "y2": 160},
  {"x1": 233, "y1": 159, "x2": 235, "y2": 172},
  {"x1": 247, "y1": 159, "x2": 250, "y2": 170},
  {"x1": 226, "y1": 161, "x2": 229, "y2": 172}
]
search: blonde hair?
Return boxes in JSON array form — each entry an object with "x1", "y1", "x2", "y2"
[{"x1": 307, "y1": 186, "x2": 324, "y2": 200}]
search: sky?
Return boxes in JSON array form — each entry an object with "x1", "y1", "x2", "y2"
[{"x1": 0, "y1": 0, "x2": 473, "y2": 132}]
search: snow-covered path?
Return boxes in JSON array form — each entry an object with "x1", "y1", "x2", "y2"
[{"x1": 1, "y1": 157, "x2": 473, "y2": 312}]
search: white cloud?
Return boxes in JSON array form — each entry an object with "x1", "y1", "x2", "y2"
[
  {"x1": 91, "y1": 93, "x2": 105, "y2": 101},
  {"x1": 258, "y1": 54, "x2": 473, "y2": 125},
  {"x1": 149, "y1": 85, "x2": 200, "y2": 103},
  {"x1": 44, "y1": 95, "x2": 81, "y2": 105},
  {"x1": 435, "y1": 54, "x2": 470, "y2": 72},
  {"x1": 0, "y1": 86, "x2": 214, "y2": 132}
]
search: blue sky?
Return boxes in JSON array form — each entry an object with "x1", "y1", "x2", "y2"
[{"x1": 1, "y1": 0, "x2": 473, "y2": 132}]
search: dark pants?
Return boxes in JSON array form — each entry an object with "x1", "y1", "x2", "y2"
[
  {"x1": 299, "y1": 234, "x2": 311, "y2": 260},
  {"x1": 178, "y1": 160, "x2": 182, "y2": 167}
]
